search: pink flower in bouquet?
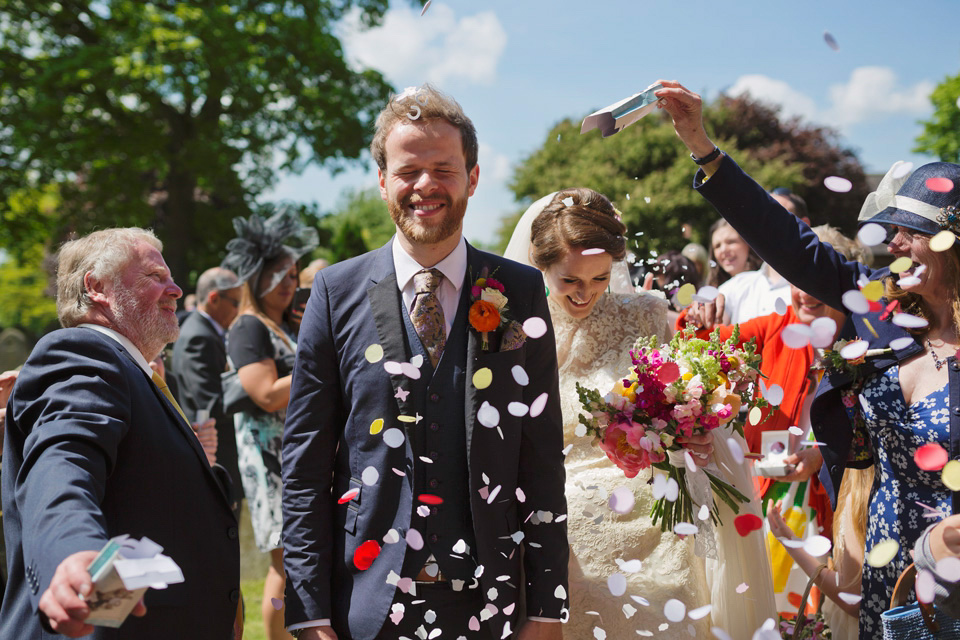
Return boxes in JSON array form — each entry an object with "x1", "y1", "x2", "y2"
[
  {"x1": 699, "y1": 413, "x2": 720, "y2": 430},
  {"x1": 485, "y1": 277, "x2": 505, "y2": 292},
  {"x1": 598, "y1": 420, "x2": 649, "y2": 478}
]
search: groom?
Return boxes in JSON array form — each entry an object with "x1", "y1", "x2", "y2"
[{"x1": 281, "y1": 86, "x2": 569, "y2": 640}]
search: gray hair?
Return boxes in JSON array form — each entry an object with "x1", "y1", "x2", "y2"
[
  {"x1": 56, "y1": 228, "x2": 162, "y2": 328},
  {"x1": 195, "y1": 267, "x2": 239, "y2": 308}
]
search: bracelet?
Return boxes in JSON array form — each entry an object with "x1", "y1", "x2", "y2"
[{"x1": 691, "y1": 147, "x2": 722, "y2": 165}]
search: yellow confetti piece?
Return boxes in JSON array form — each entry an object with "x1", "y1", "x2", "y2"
[
  {"x1": 473, "y1": 367, "x2": 493, "y2": 390},
  {"x1": 889, "y1": 257, "x2": 913, "y2": 274},
  {"x1": 397, "y1": 415, "x2": 416, "y2": 423},
  {"x1": 365, "y1": 344, "x2": 384, "y2": 363},
  {"x1": 866, "y1": 539, "x2": 899, "y2": 568},
  {"x1": 943, "y1": 460, "x2": 960, "y2": 491},
  {"x1": 370, "y1": 418, "x2": 384, "y2": 435},
  {"x1": 676, "y1": 283, "x2": 695, "y2": 307},
  {"x1": 748, "y1": 406, "x2": 763, "y2": 425},
  {"x1": 861, "y1": 281, "x2": 884, "y2": 302},
  {"x1": 863, "y1": 318, "x2": 879, "y2": 338},
  {"x1": 930, "y1": 230, "x2": 956, "y2": 252}
]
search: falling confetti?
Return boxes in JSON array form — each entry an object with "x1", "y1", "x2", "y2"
[
  {"x1": 522, "y1": 317, "x2": 548, "y2": 339},
  {"x1": 698, "y1": 504, "x2": 711, "y2": 521},
  {"x1": 935, "y1": 556, "x2": 960, "y2": 582},
  {"x1": 890, "y1": 336, "x2": 915, "y2": 350},
  {"x1": 889, "y1": 257, "x2": 914, "y2": 274},
  {"x1": 608, "y1": 486, "x2": 635, "y2": 514},
  {"x1": 781, "y1": 323, "x2": 814, "y2": 349},
  {"x1": 942, "y1": 460, "x2": 960, "y2": 490},
  {"x1": 689, "y1": 604, "x2": 712, "y2": 620},
  {"x1": 664, "y1": 599, "x2": 686, "y2": 622},
  {"x1": 764, "y1": 384, "x2": 784, "y2": 406},
  {"x1": 892, "y1": 313, "x2": 929, "y2": 329},
  {"x1": 733, "y1": 514, "x2": 763, "y2": 537},
  {"x1": 370, "y1": 418, "x2": 384, "y2": 435},
  {"x1": 823, "y1": 31, "x2": 839, "y2": 50},
  {"x1": 405, "y1": 528, "x2": 424, "y2": 550},
  {"x1": 774, "y1": 297, "x2": 788, "y2": 315},
  {"x1": 691, "y1": 285, "x2": 719, "y2": 303},
  {"x1": 676, "y1": 283, "x2": 696, "y2": 307},
  {"x1": 384, "y1": 361, "x2": 403, "y2": 375},
  {"x1": 420, "y1": 0, "x2": 432, "y2": 16},
  {"x1": 727, "y1": 438, "x2": 745, "y2": 464},
  {"x1": 861, "y1": 280, "x2": 884, "y2": 302},
  {"x1": 804, "y1": 535, "x2": 833, "y2": 557},
  {"x1": 617, "y1": 559, "x2": 643, "y2": 573},
  {"x1": 477, "y1": 401, "x2": 500, "y2": 428},
  {"x1": 735, "y1": 582, "x2": 749, "y2": 594},
  {"x1": 837, "y1": 592, "x2": 862, "y2": 605},
  {"x1": 930, "y1": 230, "x2": 956, "y2": 252},
  {"x1": 915, "y1": 443, "x2": 949, "y2": 471},
  {"x1": 788, "y1": 426, "x2": 804, "y2": 436},
  {"x1": 810, "y1": 317, "x2": 837, "y2": 348},
  {"x1": 858, "y1": 223, "x2": 887, "y2": 247},
  {"x1": 841, "y1": 290, "x2": 870, "y2": 314},
  {"x1": 473, "y1": 367, "x2": 493, "y2": 390},
  {"x1": 866, "y1": 539, "x2": 899, "y2": 567},
  {"x1": 607, "y1": 573, "x2": 627, "y2": 596},
  {"x1": 530, "y1": 392, "x2": 549, "y2": 417},
  {"x1": 665, "y1": 477, "x2": 679, "y2": 502},
  {"x1": 508, "y1": 402, "x2": 529, "y2": 417},
  {"x1": 511, "y1": 365, "x2": 529, "y2": 386},
  {"x1": 824, "y1": 176, "x2": 852, "y2": 192},
  {"x1": 271, "y1": 597, "x2": 283, "y2": 610},
  {"x1": 365, "y1": 344, "x2": 384, "y2": 363},
  {"x1": 839, "y1": 340, "x2": 869, "y2": 360},
  {"x1": 748, "y1": 406, "x2": 763, "y2": 425},
  {"x1": 581, "y1": 248, "x2": 606, "y2": 256},
  {"x1": 674, "y1": 522, "x2": 699, "y2": 535},
  {"x1": 338, "y1": 488, "x2": 360, "y2": 504},
  {"x1": 353, "y1": 540, "x2": 381, "y2": 570},
  {"x1": 383, "y1": 529, "x2": 400, "y2": 544},
  {"x1": 926, "y1": 177, "x2": 955, "y2": 193},
  {"x1": 382, "y1": 428, "x2": 405, "y2": 448}
]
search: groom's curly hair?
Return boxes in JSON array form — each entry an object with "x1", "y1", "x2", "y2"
[{"x1": 529, "y1": 188, "x2": 627, "y2": 270}]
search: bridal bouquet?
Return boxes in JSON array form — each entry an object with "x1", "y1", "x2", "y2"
[{"x1": 576, "y1": 325, "x2": 766, "y2": 531}]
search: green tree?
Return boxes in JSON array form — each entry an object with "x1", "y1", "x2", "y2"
[
  {"x1": 316, "y1": 187, "x2": 394, "y2": 262},
  {"x1": 915, "y1": 71, "x2": 960, "y2": 163},
  {"x1": 498, "y1": 94, "x2": 868, "y2": 257},
  {"x1": 0, "y1": 244, "x2": 58, "y2": 336},
  {"x1": 0, "y1": 0, "x2": 397, "y2": 286}
]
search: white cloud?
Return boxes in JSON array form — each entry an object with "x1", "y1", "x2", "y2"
[
  {"x1": 478, "y1": 142, "x2": 511, "y2": 184},
  {"x1": 340, "y1": 5, "x2": 507, "y2": 86},
  {"x1": 727, "y1": 67, "x2": 933, "y2": 131}
]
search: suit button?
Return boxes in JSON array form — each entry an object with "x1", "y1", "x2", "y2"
[
  {"x1": 430, "y1": 507, "x2": 439, "y2": 516},
  {"x1": 430, "y1": 422, "x2": 439, "y2": 431},
  {"x1": 429, "y1": 534, "x2": 439, "y2": 544},
  {"x1": 430, "y1": 451, "x2": 439, "y2": 459},
  {"x1": 429, "y1": 479, "x2": 439, "y2": 488},
  {"x1": 229, "y1": 589, "x2": 240, "y2": 603},
  {"x1": 830, "y1": 465, "x2": 839, "y2": 474},
  {"x1": 430, "y1": 393, "x2": 440, "y2": 403},
  {"x1": 954, "y1": 407, "x2": 960, "y2": 416},
  {"x1": 228, "y1": 527, "x2": 239, "y2": 540},
  {"x1": 952, "y1": 362, "x2": 960, "y2": 371}
]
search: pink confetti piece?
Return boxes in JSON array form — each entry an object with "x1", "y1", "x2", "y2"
[
  {"x1": 529, "y1": 392, "x2": 548, "y2": 417},
  {"x1": 841, "y1": 290, "x2": 870, "y2": 314},
  {"x1": 839, "y1": 340, "x2": 869, "y2": 360},
  {"x1": 810, "y1": 317, "x2": 838, "y2": 348},
  {"x1": 271, "y1": 597, "x2": 283, "y2": 610},
  {"x1": 824, "y1": 176, "x2": 852, "y2": 192},
  {"x1": 917, "y1": 568, "x2": 936, "y2": 603},
  {"x1": 658, "y1": 361, "x2": 681, "y2": 384},
  {"x1": 400, "y1": 361, "x2": 421, "y2": 380},
  {"x1": 781, "y1": 323, "x2": 813, "y2": 349},
  {"x1": 926, "y1": 177, "x2": 954, "y2": 193},
  {"x1": 522, "y1": 317, "x2": 547, "y2": 339},
  {"x1": 736, "y1": 582, "x2": 749, "y2": 594},
  {"x1": 608, "y1": 486, "x2": 635, "y2": 514},
  {"x1": 915, "y1": 443, "x2": 949, "y2": 471},
  {"x1": 419, "y1": 0, "x2": 432, "y2": 16},
  {"x1": 935, "y1": 556, "x2": 960, "y2": 582},
  {"x1": 405, "y1": 528, "x2": 424, "y2": 550}
]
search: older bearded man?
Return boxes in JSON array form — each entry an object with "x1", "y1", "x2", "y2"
[{"x1": 0, "y1": 228, "x2": 239, "y2": 639}]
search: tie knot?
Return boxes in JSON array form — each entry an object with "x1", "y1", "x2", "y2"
[{"x1": 414, "y1": 268, "x2": 444, "y2": 295}]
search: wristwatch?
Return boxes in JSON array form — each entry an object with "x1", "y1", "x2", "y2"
[{"x1": 691, "y1": 146, "x2": 722, "y2": 165}]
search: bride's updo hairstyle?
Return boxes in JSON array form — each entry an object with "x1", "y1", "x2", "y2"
[{"x1": 529, "y1": 188, "x2": 626, "y2": 270}]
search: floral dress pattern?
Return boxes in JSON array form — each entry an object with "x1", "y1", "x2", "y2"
[{"x1": 858, "y1": 365, "x2": 950, "y2": 636}]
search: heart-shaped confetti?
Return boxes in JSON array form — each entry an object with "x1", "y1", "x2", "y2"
[
  {"x1": 915, "y1": 443, "x2": 949, "y2": 471},
  {"x1": 271, "y1": 597, "x2": 283, "y2": 610},
  {"x1": 353, "y1": 540, "x2": 381, "y2": 570},
  {"x1": 734, "y1": 513, "x2": 763, "y2": 537}
]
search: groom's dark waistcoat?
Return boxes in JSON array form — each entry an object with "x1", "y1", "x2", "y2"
[{"x1": 398, "y1": 289, "x2": 478, "y2": 580}]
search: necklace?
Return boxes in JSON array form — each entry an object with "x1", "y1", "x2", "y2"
[{"x1": 926, "y1": 339, "x2": 948, "y2": 370}]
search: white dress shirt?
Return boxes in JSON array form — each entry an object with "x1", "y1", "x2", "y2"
[
  {"x1": 392, "y1": 235, "x2": 467, "y2": 336},
  {"x1": 79, "y1": 323, "x2": 152, "y2": 376}
]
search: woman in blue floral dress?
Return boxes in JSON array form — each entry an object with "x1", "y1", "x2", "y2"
[{"x1": 656, "y1": 79, "x2": 960, "y2": 636}]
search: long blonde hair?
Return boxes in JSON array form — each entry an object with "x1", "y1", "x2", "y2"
[{"x1": 831, "y1": 466, "x2": 873, "y2": 579}]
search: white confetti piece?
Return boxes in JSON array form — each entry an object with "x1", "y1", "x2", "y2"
[
  {"x1": 554, "y1": 585, "x2": 567, "y2": 599},
  {"x1": 736, "y1": 582, "x2": 749, "y2": 593},
  {"x1": 837, "y1": 592, "x2": 862, "y2": 605},
  {"x1": 691, "y1": 285, "x2": 719, "y2": 303},
  {"x1": 893, "y1": 313, "x2": 929, "y2": 329},
  {"x1": 617, "y1": 559, "x2": 643, "y2": 573},
  {"x1": 684, "y1": 450, "x2": 698, "y2": 473},
  {"x1": 890, "y1": 336, "x2": 915, "y2": 350},
  {"x1": 384, "y1": 529, "x2": 400, "y2": 544},
  {"x1": 477, "y1": 401, "x2": 500, "y2": 428},
  {"x1": 674, "y1": 522, "x2": 698, "y2": 535},
  {"x1": 487, "y1": 484, "x2": 501, "y2": 504},
  {"x1": 804, "y1": 535, "x2": 832, "y2": 557},
  {"x1": 665, "y1": 477, "x2": 679, "y2": 502},
  {"x1": 362, "y1": 466, "x2": 380, "y2": 486},
  {"x1": 622, "y1": 603, "x2": 637, "y2": 618},
  {"x1": 608, "y1": 486, "x2": 635, "y2": 514},
  {"x1": 515, "y1": 487, "x2": 526, "y2": 502},
  {"x1": 384, "y1": 360, "x2": 403, "y2": 375},
  {"x1": 858, "y1": 223, "x2": 887, "y2": 247},
  {"x1": 711, "y1": 628, "x2": 733, "y2": 640},
  {"x1": 698, "y1": 504, "x2": 711, "y2": 521},
  {"x1": 774, "y1": 297, "x2": 788, "y2": 315},
  {"x1": 607, "y1": 573, "x2": 627, "y2": 596},
  {"x1": 664, "y1": 599, "x2": 686, "y2": 622},
  {"x1": 562, "y1": 197, "x2": 574, "y2": 207},
  {"x1": 631, "y1": 595, "x2": 650, "y2": 606},
  {"x1": 529, "y1": 392, "x2": 548, "y2": 417},
  {"x1": 841, "y1": 290, "x2": 869, "y2": 315},
  {"x1": 511, "y1": 365, "x2": 529, "y2": 386},
  {"x1": 383, "y1": 428, "x2": 405, "y2": 448},
  {"x1": 781, "y1": 323, "x2": 813, "y2": 349},
  {"x1": 897, "y1": 275, "x2": 921, "y2": 287},
  {"x1": 508, "y1": 402, "x2": 529, "y2": 417},
  {"x1": 581, "y1": 248, "x2": 606, "y2": 256},
  {"x1": 764, "y1": 384, "x2": 784, "y2": 407},
  {"x1": 788, "y1": 426, "x2": 804, "y2": 436},
  {"x1": 727, "y1": 438, "x2": 744, "y2": 464},
  {"x1": 839, "y1": 340, "x2": 869, "y2": 360},
  {"x1": 824, "y1": 176, "x2": 852, "y2": 192},
  {"x1": 593, "y1": 628, "x2": 606, "y2": 640},
  {"x1": 917, "y1": 568, "x2": 936, "y2": 603},
  {"x1": 522, "y1": 317, "x2": 548, "y2": 339},
  {"x1": 689, "y1": 604, "x2": 712, "y2": 620}
]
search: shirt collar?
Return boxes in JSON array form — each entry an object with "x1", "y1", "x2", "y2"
[
  {"x1": 392, "y1": 235, "x2": 467, "y2": 293},
  {"x1": 197, "y1": 309, "x2": 226, "y2": 337},
  {"x1": 79, "y1": 323, "x2": 153, "y2": 376}
]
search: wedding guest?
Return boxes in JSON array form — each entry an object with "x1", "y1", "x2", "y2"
[
  {"x1": 221, "y1": 210, "x2": 317, "y2": 640},
  {"x1": 505, "y1": 188, "x2": 775, "y2": 638},
  {"x1": 914, "y1": 513, "x2": 960, "y2": 617},
  {"x1": 0, "y1": 228, "x2": 238, "y2": 639},
  {"x1": 657, "y1": 78, "x2": 960, "y2": 636}
]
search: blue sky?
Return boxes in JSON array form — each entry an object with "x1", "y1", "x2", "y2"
[{"x1": 263, "y1": 0, "x2": 960, "y2": 246}]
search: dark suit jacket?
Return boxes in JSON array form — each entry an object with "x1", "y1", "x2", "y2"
[
  {"x1": 694, "y1": 155, "x2": 936, "y2": 504},
  {"x1": 282, "y1": 241, "x2": 569, "y2": 639},
  {"x1": 171, "y1": 310, "x2": 242, "y2": 513},
  {"x1": 1, "y1": 327, "x2": 240, "y2": 639}
]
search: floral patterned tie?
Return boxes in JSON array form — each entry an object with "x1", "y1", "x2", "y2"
[{"x1": 412, "y1": 268, "x2": 446, "y2": 368}]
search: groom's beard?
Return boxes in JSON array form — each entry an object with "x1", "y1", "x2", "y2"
[{"x1": 388, "y1": 191, "x2": 468, "y2": 246}]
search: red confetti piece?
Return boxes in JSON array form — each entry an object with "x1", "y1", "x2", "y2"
[
  {"x1": 926, "y1": 177, "x2": 954, "y2": 193},
  {"x1": 915, "y1": 443, "x2": 949, "y2": 471},
  {"x1": 867, "y1": 299, "x2": 883, "y2": 313},
  {"x1": 733, "y1": 513, "x2": 763, "y2": 537},
  {"x1": 879, "y1": 300, "x2": 900, "y2": 321},
  {"x1": 338, "y1": 488, "x2": 360, "y2": 504},
  {"x1": 353, "y1": 540, "x2": 382, "y2": 570},
  {"x1": 417, "y1": 494, "x2": 444, "y2": 505},
  {"x1": 658, "y1": 362, "x2": 681, "y2": 384}
]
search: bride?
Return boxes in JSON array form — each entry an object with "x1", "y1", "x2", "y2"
[{"x1": 505, "y1": 188, "x2": 775, "y2": 638}]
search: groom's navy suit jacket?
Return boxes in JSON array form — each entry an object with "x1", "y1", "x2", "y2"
[
  {"x1": 282, "y1": 240, "x2": 569, "y2": 639},
  {"x1": 1, "y1": 327, "x2": 239, "y2": 639}
]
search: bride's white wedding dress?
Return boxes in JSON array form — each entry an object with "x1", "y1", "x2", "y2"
[{"x1": 549, "y1": 291, "x2": 776, "y2": 638}]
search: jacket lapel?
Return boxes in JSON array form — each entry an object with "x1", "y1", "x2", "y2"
[{"x1": 463, "y1": 243, "x2": 485, "y2": 465}]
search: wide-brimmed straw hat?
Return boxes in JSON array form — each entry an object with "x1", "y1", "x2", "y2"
[{"x1": 858, "y1": 161, "x2": 960, "y2": 237}]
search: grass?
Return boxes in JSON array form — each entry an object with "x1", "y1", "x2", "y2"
[
  {"x1": 238, "y1": 504, "x2": 277, "y2": 640},
  {"x1": 239, "y1": 576, "x2": 268, "y2": 640}
]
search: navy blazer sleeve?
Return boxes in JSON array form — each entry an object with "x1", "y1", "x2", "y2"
[
  {"x1": 694, "y1": 154, "x2": 876, "y2": 309},
  {"x1": 282, "y1": 269, "x2": 342, "y2": 623},
  {"x1": 172, "y1": 319, "x2": 224, "y2": 423},
  {"x1": 7, "y1": 333, "x2": 131, "y2": 610}
]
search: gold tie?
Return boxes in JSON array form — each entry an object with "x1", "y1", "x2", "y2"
[
  {"x1": 151, "y1": 371, "x2": 189, "y2": 426},
  {"x1": 411, "y1": 269, "x2": 446, "y2": 368}
]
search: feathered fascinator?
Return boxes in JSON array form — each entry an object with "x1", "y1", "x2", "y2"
[{"x1": 221, "y1": 208, "x2": 319, "y2": 297}]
